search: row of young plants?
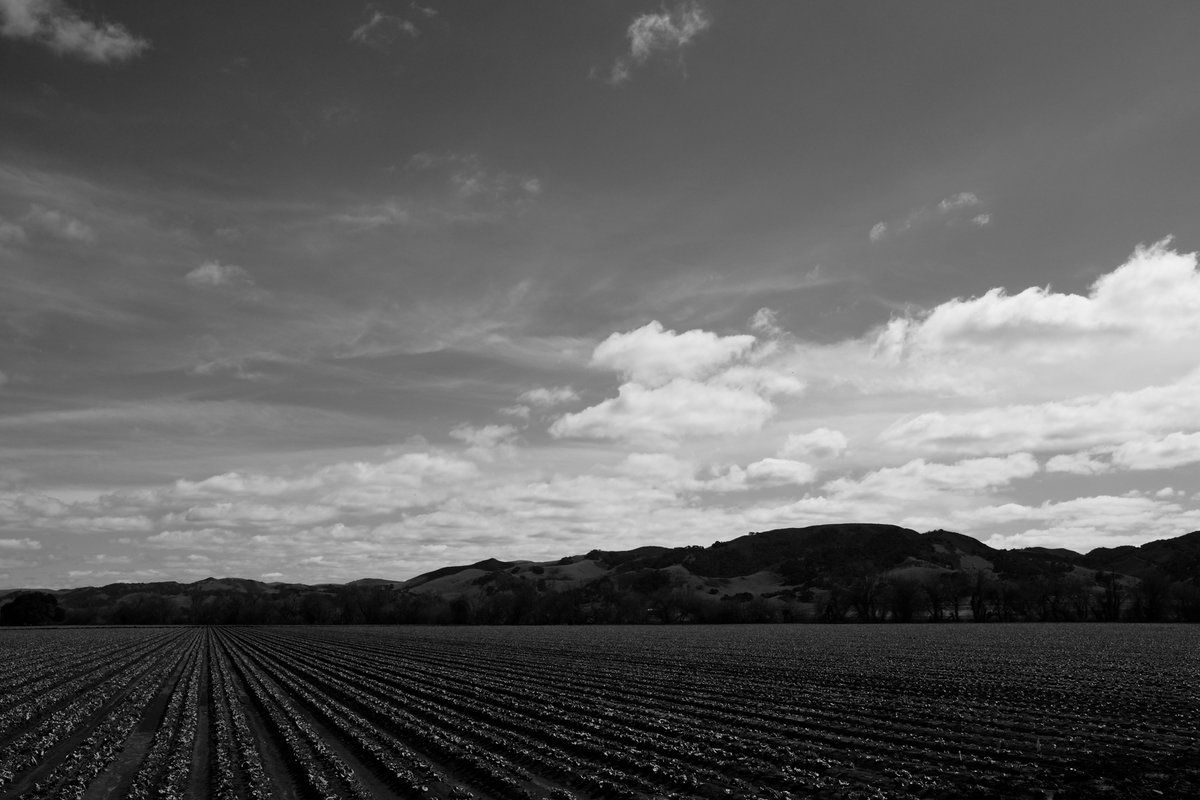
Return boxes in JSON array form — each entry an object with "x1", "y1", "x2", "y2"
[
  {"x1": 2, "y1": 625, "x2": 1195, "y2": 799},
  {"x1": 124, "y1": 631, "x2": 206, "y2": 800},
  {"x1": 243, "y1": 625, "x2": 1199, "y2": 800},
  {"x1": 221, "y1": 626, "x2": 537, "y2": 799},
  {"x1": 0, "y1": 629, "x2": 195, "y2": 796},
  {"x1": 0, "y1": 629, "x2": 179, "y2": 734},
  {"x1": 218, "y1": 629, "x2": 378, "y2": 800},
  {"x1": 8, "y1": 630, "x2": 200, "y2": 800},
  {"x1": 265, "y1": 627, "x2": 969, "y2": 796},
  {"x1": 207, "y1": 629, "x2": 273, "y2": 800},
  {"x1": 243, "y1": 627, "x2": 721, "y2": 798}
]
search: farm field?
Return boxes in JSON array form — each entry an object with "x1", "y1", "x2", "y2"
[{"x1": 0, "y1": 625, "x2": 1197, "y2": 799}]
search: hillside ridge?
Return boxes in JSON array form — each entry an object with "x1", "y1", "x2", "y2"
[{"x1": 3, "y1": 523, "x2": 1198, "y2": 625}]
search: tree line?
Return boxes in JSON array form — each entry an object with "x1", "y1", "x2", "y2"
[{"x1": 4, "y1": 565, "x2": 1197, "y2": 626}]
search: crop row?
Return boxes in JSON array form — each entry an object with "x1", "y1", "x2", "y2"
[
  {"x1": 0, "y1": 629, "x2": 196, "y2": 796},
  {"x1": 1, "y1": 625, "x2": 1196, "y2": 800},
  {"x1": 6, "y1": 630, "x2": 201, "y2": 800}
]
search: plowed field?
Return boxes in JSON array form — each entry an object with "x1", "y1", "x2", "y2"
[{"x1": 1, "y1": 624, "x2": 1197, "y2": 799}]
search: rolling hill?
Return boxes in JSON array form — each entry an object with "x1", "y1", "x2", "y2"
[{"x1": 3, "y1": 523, "x2": 1198, "y2": 625}]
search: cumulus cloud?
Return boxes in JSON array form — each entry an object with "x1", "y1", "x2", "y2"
[
  {"x1": 503, "y1": 386, "x2": 580, "y2": 420},
  {"x1": 968, "y1": 494, "x2": 1200, "y2": 552},
  {"x1": 868, "y1": 222, "x2": 888, "y2": 242},
  {"x1": 1042, "y1": 433, "x2": 1200, "y2": 475},
  {"x1": 615, "y1": 453, "x2": 816, "y2": 494},
  {"x1": 608, "y1": 1, "x2": 711, "y2": 85},
  {"x1": 824, "y1": 453, "x2": 1040, "y2": 501},
  {"x1": 1046, "y1": 451, "x2": 1110, "y2": 475},
  {"x1": 0, "y1": 0, "x2": 148, "y2": 63},
  {"x1": 551, "y1": 378, "x2": 774, "y2": 443},
  {"x1": 878, "y1": 241, "x2": 1200, "y2": 361},
  {"x1": 519, "y1": 386, "x2": 579, "y2": 409},
  {"x1": 450, "y1": 424, "x2": 518, "y2": 460},
  {"x1": 748, "y1": 307, "x2": 783, "y2": 336},
  {"x1": 881, "y1": 370, "x2": 1200, "y2": 456},
  {"x1": 185, "y1": 261, "x2": 254, "y2": 288},
  {"x1": 1110, "y1": 431, "x2": 1200, "y2": 471},
  {"x1": 591, "y1": 320, "x2": 755, "y2": 387},
  {"x1": 863, "y1": 241, "x2": 1200, "y2": 456},
  {"x1": 551, "y1": 320, "x2": 800, "y2": 444},
  {"x1": 708, "y1": 458, "x2": 818, "y2": 491},
  {"x1": 937, "y1": 192, "x2": 981, "y2": 212},
  {"x1": 780, "y1": 428, "x2": 848, "y2": 460}
]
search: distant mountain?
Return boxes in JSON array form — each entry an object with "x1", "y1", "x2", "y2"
[{"x1": 3, "y1": 524, "x2": 1198, "y2": 625}]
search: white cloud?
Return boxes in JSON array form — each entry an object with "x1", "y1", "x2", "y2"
[
  {"x1": 825, "y1": 453, "x2": 1039, "y2": 501},
  {"x1": 937, "y1": 191, "x2": 981, "y2": 212},
  {"x1": 969, "y1": 494, "x2": 1200, "y2": 552},
  {"x1": 742, "y1": 458, "x2": 818, "y2": 488},
  {"x1": 748, "y1": 307, "x2": 783, "y2": 336},
  {"x1": 449, "y1": 424, "x2": 518, "y2": 460},
  {"x1": 616, "y1": 452, "x2": 698, "y2": 487},
  {"x1": 615, "y1": 453, "x2": 815, "y2": 493},
  {"x1": 971, "y1": 213, "x2": 991, "y2": 226},
  {"x1": 591, "y1": 320, "x2": 755, "y2": 387},
  {"x1": 608, "y1": 1, "x2": 711, "y2": 85},
  {"x1": 1111, "y1": 431, "x2": 1200, "y2": 471},
  {"x1": 519, "y1": 386, "x2": 579, "y2": 409},
  {"x1": 0, "y1": 0, "x2": 148, "y2": 63},
  {"x1": 881, "y1": 371, "x2": 1200, "y2": 456},
  {"x1": 1046, "y1": 452, "x2": 1110, "y2": 475},
  {"x1": 868, "y1": 222, "x2": 888, "y2": 242},
  {"x1": 167, "y1": 451, "x2": 481, "y2": 520},
  {"x1": 551, "y1": 378, "x2": 774, "y2": 444},
  {"x1": 503, "y1": 386, "x2": 579, "y2": 420},
  {"x1": 878, "y1": 241, "x2": 1200, "y2": 360},
  {"x1": 864, "y1": 241, "x2": 1200, "y2": 455},
  {"x1": 450, "y1": 424, "x2": 517, "y2": 449},
  {"x1": 780, "y1": 428, "x2": 848, "y2": 460},
  {"x1": 552, "y1": 319, "x2": 800, "y2": 445},
  {"x1": 710, "y1": 365, "x2": 804, "y2": 397},
  {"x1": 185, "y1": 261, "x2": 253, "y2": 288}
]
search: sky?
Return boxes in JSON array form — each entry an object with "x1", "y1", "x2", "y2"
[{"x1": 2, "y1": 0, "x2": 1200, "y2": 588}]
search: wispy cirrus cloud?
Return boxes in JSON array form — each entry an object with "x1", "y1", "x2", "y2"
[
  {"x1": 607, "y1": 1, "x2": 712, "y2": 85},
  {"x1": 0, "y1": 0, "x2": 148, "y2": 63}
]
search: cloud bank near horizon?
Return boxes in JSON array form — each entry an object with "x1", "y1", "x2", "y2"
[{"x1": 4, "y1": 241, "x2": 1198, "y2": 586}]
